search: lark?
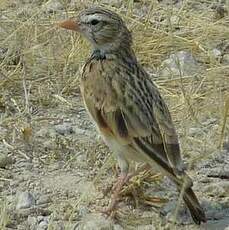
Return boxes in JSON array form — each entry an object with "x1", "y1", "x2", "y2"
[{"x1": 58, "y1": 7, "x2": 206, "y2": 224}]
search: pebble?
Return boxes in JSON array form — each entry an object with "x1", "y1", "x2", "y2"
[
  {"x1": 160, "y1": 51, "x2": 200, "y2": 77},
  {"x1": 54, "y1": 123, "x2": 74, "y2": 135},
  {"x1": 212, "y1": 48, "x2": 222, "y2": 59},
  {"x1": 16, "y1": 191, "x2": 36, "y2": 209},
  {"x1": 27, "y1": 216, "x2": 37, "y2": 228},
  {"x1": 44, "y1": 0, "x2": 63, "y2": 13},
  {"x1": 222, "y1": 54, "x2": 229, "y2": 64},
  {"x1": 188, "y1": 127, "x2": 201, "y2": 136},
  {"x1": 77, "y1": 205, "x2": 90, "y2": 217},
  {"x1": 0, "y1": 153, "x2": 14, "y2": 168},
  {"x1": 99, "y1": 0, "x2": 122, "y2": 7},
  {"x1": 37, "y1": 220, "x2": 48, "y2": 230}
]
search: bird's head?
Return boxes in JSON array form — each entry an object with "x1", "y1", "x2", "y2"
[{"x1": 57, "y1": 7, "x2": 132, "y2": 54}]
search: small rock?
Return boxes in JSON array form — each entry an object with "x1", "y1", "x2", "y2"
[
  {"x1": 54, "y1": 123, "x2": 74, "y2": 135},
  {"x1": 94, "y1": 0, "x2": 122, "y2": 7},
  {"x1": 78, "y1": 205, "x2": 90, "y2": 217},
  {"x1": 0, "y1": 153, "x2": 14, "y2": 168},
  {"x1": 44, "y1": 0, "x2": 63, "y2": 13},
  {"x1": 222, "y1": 54, "x2": 229, "y2": 64},
  {"x1": 188, "y1": 127, "x2": 201, "y2": 136},
  {"x1": 37, "y1": 220, "x2": 48, "y2": 230},
  {"x1": 160, "y1": 51, "x2": 200, "y2": 77},
  {"x1": 27, "y1": 216, "x2": 37, "y2": 229},
  {"x1": 212, "y1": 48, "x2": 222, "y2": 59},
  {"x1": 16, "y1": 191, "x2": 36, "y2": 209}
]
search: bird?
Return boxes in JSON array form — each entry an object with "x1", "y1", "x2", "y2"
[{"x1": 57, "y1": 7, "x2": 206, "y2": 225}]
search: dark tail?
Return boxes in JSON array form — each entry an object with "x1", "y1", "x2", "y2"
[{"x1": 183, "y1": 187, "x2": 206, "y2": 225}]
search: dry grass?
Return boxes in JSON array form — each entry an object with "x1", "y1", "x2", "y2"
[{"x1": 0, "y1": 0, "x2": 229, "y2": 229}]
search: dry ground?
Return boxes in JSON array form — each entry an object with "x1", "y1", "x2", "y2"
[{"x1": 0, "y1": 0, "x2": 229, "y2": 229}]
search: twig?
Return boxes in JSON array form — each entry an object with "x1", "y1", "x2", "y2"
[
  {"x1": 0, "y1": 178, "x2": 11, "y2": 181},
  {"x1": 2, "y1": 139, "x2": 30, "y2": 160},
  {"x1": 21, "y1": 56, "x2": 30, "y2": 114}
]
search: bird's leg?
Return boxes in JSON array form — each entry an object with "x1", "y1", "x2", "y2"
[
  {"x1": 101, "y1": 172, "x2": 130, "y2": 215},
  {"x1": 100, "y1": 154, "x2": 130, "y2": 215},
  {"x1": 112, "y1": 163, "x2": 151, "y2": 192},
  {"x1": 102, "y1": 163, "x2": 152, "y2": 215},
  {"x1": 111, "y1": 172, "x2": 131, "y2": 193}
]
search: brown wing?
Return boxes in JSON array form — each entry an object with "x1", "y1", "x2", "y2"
[{"x1": 102, "y1": 70, "x2": 184, "y2": 175}]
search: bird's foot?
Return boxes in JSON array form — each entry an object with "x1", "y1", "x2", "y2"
[
  {"x1": 99, "y1": 164, "x2": 153, "y2": 216},
  {"x1": 111, "y1": 173, "x2": 131, "y2": 193},
  {"x1": 99, "y1": 173, "x2": 131, "y2": 216}
]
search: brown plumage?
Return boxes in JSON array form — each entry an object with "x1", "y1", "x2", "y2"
[{"x1": 58, "y1": 7, "x2": 206, "y2": 224}]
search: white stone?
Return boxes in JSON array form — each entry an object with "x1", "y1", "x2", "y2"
[
  {"x1": 160, "y1": 51, "x2": 200, "y2": 76},
  {"x1": 16, "y1": 191, "x2": 35, "y2": 209},
  {"x1": 222, "y1": 54, "x2": 229, "y2": 64},
  {"x1": 212, "y1": 48, "x2": 222, "y2": 58},
  {"x1": 44, "y1": 0, "x2": 63, "y2": 13}
]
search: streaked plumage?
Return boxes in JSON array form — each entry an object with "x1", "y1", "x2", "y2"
[{"x1": 58, "y1": 7, "x2": 206, "y2": 224}]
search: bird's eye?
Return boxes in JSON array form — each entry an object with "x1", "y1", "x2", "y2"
[{"x1": 90, "y1": 19, "x2": 99, "y2": 25}]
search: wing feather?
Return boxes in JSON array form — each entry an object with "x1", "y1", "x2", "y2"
[{"x1": 106, "y1": 71, "x2": 184, "y2": 173}]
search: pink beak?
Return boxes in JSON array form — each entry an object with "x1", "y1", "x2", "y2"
[{"x1": 57, "y1": 19, "x2": 79, "y2": 31}]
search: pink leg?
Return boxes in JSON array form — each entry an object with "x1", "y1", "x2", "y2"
[{"x1": 102, "y1": 164, "x2": 152, "y2": 215}]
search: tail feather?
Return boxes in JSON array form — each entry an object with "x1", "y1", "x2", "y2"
[{"x1": 183, "y1": 187, "x2": 206, "y2": 225}]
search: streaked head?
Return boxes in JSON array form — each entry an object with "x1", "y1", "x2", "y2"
[{"x1": 57, "y1": 7, "x2": 132, "y2": 53}]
